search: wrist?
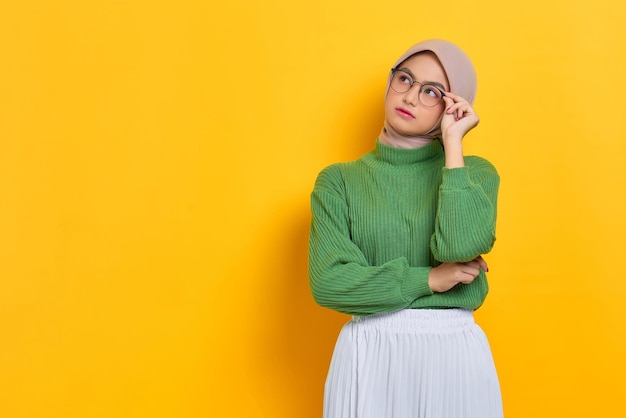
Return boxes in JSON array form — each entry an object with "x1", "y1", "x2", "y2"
[
  {"x1": 427, "y1": 269, "x2": 437, "y2": 293},
  {"x1": 441, "y1": 134, "x2": 463, "y2": 147},
  {"x1": 442, "y1": 140, "x2": 464, "y2": 168}
]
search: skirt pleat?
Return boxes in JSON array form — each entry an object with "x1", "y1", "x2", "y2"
[{"x1": 323, "y1": 309, "x2": 503, "y2": 418}]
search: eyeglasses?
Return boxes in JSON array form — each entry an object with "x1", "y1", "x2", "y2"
[{"x1": 389, "y1": 68, "x2": 446, "y2": 108}]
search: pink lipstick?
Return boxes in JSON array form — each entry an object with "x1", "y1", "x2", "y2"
[{"x1": 395, "y1": 107, "x2": 415, "y2": 119}]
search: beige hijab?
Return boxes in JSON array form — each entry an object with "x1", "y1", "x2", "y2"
[{"x1": 378, "y1": 39, "x2": 477, "y2": 147}]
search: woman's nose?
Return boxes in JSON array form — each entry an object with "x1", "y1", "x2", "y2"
[{"x1": 403, "y1": 85, "x2": 420, "y2": 106}]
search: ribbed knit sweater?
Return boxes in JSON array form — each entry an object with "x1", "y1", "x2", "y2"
[{"x1": 309, "y1": 140, "x2": 499, "y2": 316}]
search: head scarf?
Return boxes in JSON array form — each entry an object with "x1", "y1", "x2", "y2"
[{"x1": 378, "y1": 39, "x2": 477, "y2": 147}]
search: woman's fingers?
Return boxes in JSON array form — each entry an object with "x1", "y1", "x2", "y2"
[
  {"x1": 459, "y1": 256, "x2": 489, "y2": 279},
  {"x1": 475, "y1": 255, "x2": 489, "y2": 272},
  {"x1": 443, "y1": 93, "x2": 473, "y2": 121},
  {"x1": 458, "y1": 273, "x2": 476, "y2": 284},
  {"x1": 444, "y1": 91, "x2": 466, "y2": 102}
]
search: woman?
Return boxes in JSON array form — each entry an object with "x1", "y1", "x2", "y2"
[{"x1": 309, "y1": 39, "x2": 503, "y2": 418}]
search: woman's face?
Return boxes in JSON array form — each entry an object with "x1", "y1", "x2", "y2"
[{"x1": 384, "y1": 52, "x2": 450, "y2": 136}]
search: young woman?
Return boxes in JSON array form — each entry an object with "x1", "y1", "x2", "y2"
[{"x1": 309, "y1": 39, "x2": 503, "y2": 418}]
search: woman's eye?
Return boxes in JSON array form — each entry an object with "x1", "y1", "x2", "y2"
[
  {"x1": 423, "y1": 86, "x2": 440, "y2": 98},
  {"x1": 399, "y1": 75, "x2": 412, "y2": 85}
]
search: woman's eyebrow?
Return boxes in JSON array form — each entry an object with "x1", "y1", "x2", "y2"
[
  {"x1": 429, "y1": 81, "x2": 447, "y2": 91},
  {"x1": 397, "y1": 67, "x2": 416, "y2": 80},
  {"x1": 398, "y1": 67, "x2": 447, "y2": 91}
]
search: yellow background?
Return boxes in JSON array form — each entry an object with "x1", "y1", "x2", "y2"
[{"x1": 1, "y1": 0, "x2": 625, "y2": 417}]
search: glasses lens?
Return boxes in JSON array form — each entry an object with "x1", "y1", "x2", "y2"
[
  {"x1": 419, "y1": 84, "x2": 444, "y2": 107},
  {"x1": 390, "y1": 70, "x2": 412, "y2": 94}
]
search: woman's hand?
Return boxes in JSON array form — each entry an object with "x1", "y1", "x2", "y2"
[
  {"x1": 428, "y1": 256, "x2": 488, "y2": 293},
  {"x1": 440, "y1": 92, "x2": 479, "y2": 146}
]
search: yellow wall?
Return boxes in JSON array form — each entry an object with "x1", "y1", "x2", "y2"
[{"x1": 1, "y1": 1, "x2": 625, "y2": 417}]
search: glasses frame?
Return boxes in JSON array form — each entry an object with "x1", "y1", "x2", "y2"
[{"x1": 389, "y1": 68, "x2": 446, "y2": 108}]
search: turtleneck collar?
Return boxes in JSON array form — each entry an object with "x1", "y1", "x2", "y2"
[{"x1": 366, "y1": 139, "x2": 443, "y2": 167}]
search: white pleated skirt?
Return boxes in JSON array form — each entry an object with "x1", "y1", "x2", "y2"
[{"x1": 324, "y1": 309, "x2": 503, "y2": 418}]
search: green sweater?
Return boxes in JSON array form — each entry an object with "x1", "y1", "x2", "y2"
[{"x1": 308, "y1": 140, "x2": 499, "y2": 316}]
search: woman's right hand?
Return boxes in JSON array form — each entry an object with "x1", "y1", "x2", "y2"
[{"x1": 428, "y1": 256, "x2": 488, "y2": 293}]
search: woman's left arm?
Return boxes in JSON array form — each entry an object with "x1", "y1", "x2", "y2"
[
  {"x1": 430, "y1": 158, "x2": 500, "y2": 262},
  {"x1": 431, "y1": 92, "x2": 500, "y2": 262}
]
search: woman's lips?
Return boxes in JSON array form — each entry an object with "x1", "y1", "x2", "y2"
[{"x1": 395, "y1": 107, "x2": 415, "y2": 119}]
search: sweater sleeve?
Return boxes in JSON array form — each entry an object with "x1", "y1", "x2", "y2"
[
  {"x1": 308, "y1": 166, "x2": 434, "y2": 316},
  {"x1": 430, "y1": 156, "x2": 500, "y2": 262}
]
